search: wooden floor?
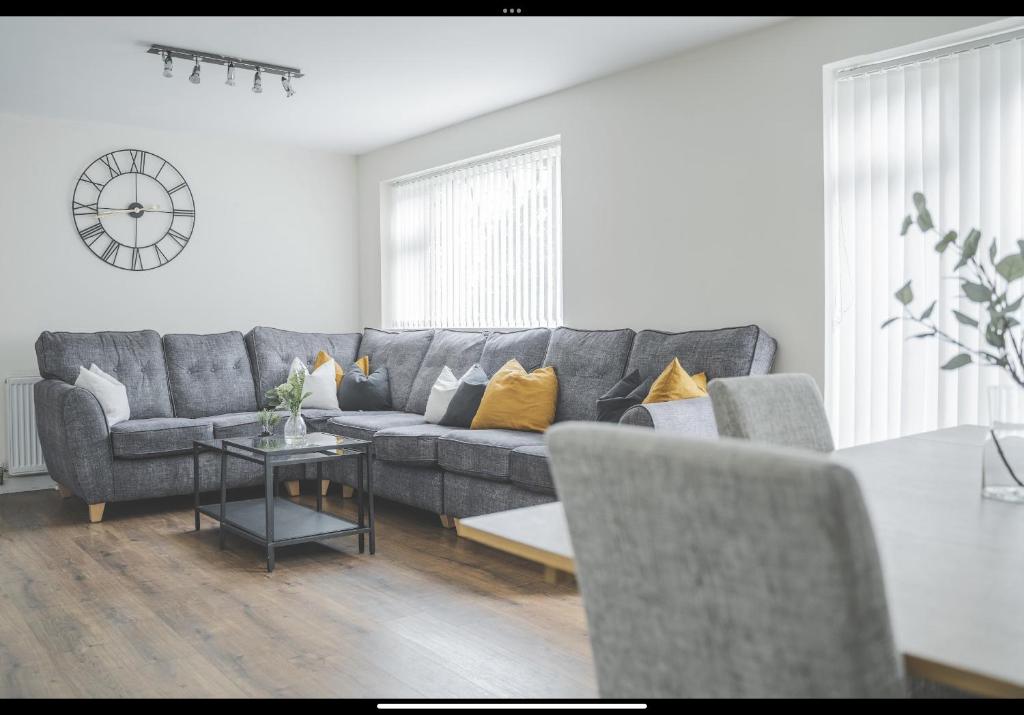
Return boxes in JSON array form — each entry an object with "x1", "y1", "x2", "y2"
[{"x1": 0, "y1": 485, "x2": 597, "y2": 698}]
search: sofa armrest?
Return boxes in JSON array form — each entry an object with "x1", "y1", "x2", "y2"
[
  {"x1": 34, "y1": 379, "x2": 114, "y2": 503},
  {"x1": 619, "y1": 396, "x2": 718, "y2": 438}
]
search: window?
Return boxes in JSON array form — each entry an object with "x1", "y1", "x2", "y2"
[
  {"x1": 382, "y1": 137, "x2": 562, "y2": 329},
  {"x1": 825, "y1": 23, "x2": 1024, "y2": 447}
]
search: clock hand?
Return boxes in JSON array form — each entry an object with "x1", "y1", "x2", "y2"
[{"x1": 95, "y1": 205, "x2": 163, "y2": 217}]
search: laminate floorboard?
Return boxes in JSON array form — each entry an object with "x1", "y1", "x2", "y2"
[{"x1": 0, "y1": 486, "x2": 596, "y2": 698}]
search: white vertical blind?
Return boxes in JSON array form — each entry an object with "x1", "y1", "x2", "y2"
[
  {"x1": 826, "y1": 33, "x2": 1024, "y2": 448},
  {"x1": 383, "y1": 138, "x2": 562, "y2": 329}
]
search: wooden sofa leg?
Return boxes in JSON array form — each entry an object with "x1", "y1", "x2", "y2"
[
  {"x1": 57, "y1": 484, "x2": 73, "y2": 498},
  {"x1": 320, "y1": 480, "x2": 330, "y2": 497},
  {"x1": 283, "y1": 480, "x2": 300, "y2": 497},
  {"x1": 341, "y1": 485, "x2": 354, "y2": 499},
  {"x1": 439, "y1": 514, "x2": 456, "y2": 529},
  {"x1": 88, "y1": 503, "x2": 106, "y2": 523}
]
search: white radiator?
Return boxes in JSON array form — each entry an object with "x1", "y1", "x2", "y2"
[{"x1": 5, "y1": 376, "x2": 47, "y2": 476}]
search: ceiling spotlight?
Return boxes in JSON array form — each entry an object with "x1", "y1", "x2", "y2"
[
  {"x1": 225, "y1": 62, "x2": 236, "y2": 87},
  {"x1": 189, "y1": 56, "x2": 201, "y2": 85},
  {"x1": 162, "y1": 51, "x2": 173, "y2": 78},
  {"x1": 252, "y1": 67, "x2": 263, "y2": 94},
  {"x1": 281, "y1": 72, "x2": 295, "y2": 98}
]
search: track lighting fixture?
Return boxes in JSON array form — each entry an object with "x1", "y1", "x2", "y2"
[{"x1": 149, "y1": 45, "x2": 302, "y2": 98}]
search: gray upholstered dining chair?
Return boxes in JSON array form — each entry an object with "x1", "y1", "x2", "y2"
[
  {"x1": 708, "y1": 373, "x2": 835, "y2": 452},
  {"x1": 546, "y1": 422, "x2": 904, "y2": 698}
]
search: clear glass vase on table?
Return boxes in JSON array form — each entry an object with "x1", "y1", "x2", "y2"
[{"x1": 983, "y1": 385, "x2": 1024, "y2": 503}]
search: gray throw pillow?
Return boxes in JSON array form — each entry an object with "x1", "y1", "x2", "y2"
[
  {"x1": 596, "y1": 370, "x2": 644, "y2": 423},
  {"x1": 339, "y1": 363, "x2": 391, "y2": 411},
  {"x1": 439, "y1": 364, "x2": 489, "y2": 428}
]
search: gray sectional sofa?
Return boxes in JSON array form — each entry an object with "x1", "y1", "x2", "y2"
[{"x1": 34, "y1": 325, "x2": 776, "y2": 523}]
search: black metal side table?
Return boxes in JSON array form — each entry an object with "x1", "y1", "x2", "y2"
[{"x1": 192, "y1": 432, "x2": 373, "y2": 572}]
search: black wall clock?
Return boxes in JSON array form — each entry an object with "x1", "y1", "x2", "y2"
[{"x1": 72, "y1": 149, "x2": 195, "y2": 271}]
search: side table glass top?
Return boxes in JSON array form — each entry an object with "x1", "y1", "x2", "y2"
[{"x1": 199, "y1": 432, "x2": 370, "y2": 456}]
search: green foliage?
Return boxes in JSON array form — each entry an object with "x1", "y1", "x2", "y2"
[
  {"x1": 265, "y1": 371, "x2": 312, "y2": 416},
  {"x1": 257, "y1": 408, "x2": 281, "y2": 433},
  {"x1": 885, "y1": 193, "x2": 1024, "y2": 387}
]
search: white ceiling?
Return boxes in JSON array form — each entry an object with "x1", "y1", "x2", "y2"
[{"x1": 0, "y1": 16, "x2": 785, "y2": 154}]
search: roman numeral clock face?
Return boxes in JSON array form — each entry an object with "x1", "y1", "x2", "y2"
[{"x1": 72, "y1": 149, "x2": 195, "y2": 271}]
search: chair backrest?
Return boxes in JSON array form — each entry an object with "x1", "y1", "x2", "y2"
[
  {"x1": 709, "y1": 373, "x2": 835, "y2": 452},
  {"x1": 545, "y1": 423, "x2": 902, "y2": 698}
]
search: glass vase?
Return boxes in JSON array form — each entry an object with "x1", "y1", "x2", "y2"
[
  {"x1": 982, "y1": 385, "x2": 1024, "y2": 503},
  {"x1": 284, "y1": 411, "x2": 307, "y2": 444}
]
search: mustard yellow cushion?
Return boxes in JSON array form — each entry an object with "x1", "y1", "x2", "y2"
[
  {"x1": 693, "y1": 372, "x2": 707, "y2": 392},
  {"x1": 314, "y1": 350, "x2": 344, "y2": 388},
  {"x1": 470, "y1": 359, "x2": 558, "y2": 433},
  {"x1": 356, "y1": 355, "x2": 370, "y2": 376},
  {"x1": 643, "y1": 358, "x2": 707, "y2": 404}
]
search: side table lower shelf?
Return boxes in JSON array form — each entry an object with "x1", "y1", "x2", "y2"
[{"x1": 199, "y1": 497, "x2": 369, "y2": 548}]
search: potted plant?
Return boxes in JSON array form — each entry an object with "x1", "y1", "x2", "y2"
[
  {"x1": 256, "y1": 408, "x2": 281, "y2": 437},
  {"x1": 266, "y1": 371, "x2": 312, "y2": 443},
  {"x1": 884, "y1": 192, "x2": 1024, "y2": 502}
]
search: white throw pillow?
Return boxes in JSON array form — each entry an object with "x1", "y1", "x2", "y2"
[
  {"x1": 75, "y1": 364, "x2": 130, "y2": 427},
  {"x1": 289, "y1": 357, "x2": 339, "y2": 410},
  {"x1": 424, "y1": 365, "x2": 460, "y2": 424}
]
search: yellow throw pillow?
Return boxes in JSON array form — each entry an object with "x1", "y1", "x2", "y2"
[
  {"x1": 643, "y1": 358, "x2": 707, "y2": 404},
  {"x1": 471, "y1": 359, "x2": 558, "y2": 433},
  {"x1": 314, "y1": 350, "x2": 344, "y2": 388},
  {"x1": 355, "y1": 355, "x2": 370, "y2": 376},
  {"x1": 693, "y1": 372, "x2": 707, "y2": 392}
]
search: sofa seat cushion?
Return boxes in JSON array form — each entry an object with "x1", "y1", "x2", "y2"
[
  {"x1": 509, "y1": 445, "x2": 554, "y2": 494},
  {"x1": 300, "y1": 407, "x2": 344, "y2": 431},
  {"x1": 198, "y1": 411, "x2": 271, "y2": 439},
  {"x1": 110, "y1": 417, "x2": 213, "y2": 458},
  {"x1": 374, "y1": 423, "x2": 468, "y2": 465},
  {"x1": 437, "y1": 429, "x2": 545, "y2": 480},
  {"x1": 325, "y1": 411, "x2": 427, "y2": 441}
]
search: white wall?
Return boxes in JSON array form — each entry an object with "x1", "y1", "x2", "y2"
[
  {"x1": 0, "y1": 112, "x2": 358, "y2": 467},
  {"x1": 357, "y1": 16, "x2": 1004, "y2": 384}
]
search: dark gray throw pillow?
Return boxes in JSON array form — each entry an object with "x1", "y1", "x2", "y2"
[
  {"x1": 439, "y1": 364, "x2": 489, "y2": 427},
  {"x1": 596, "y1": 370, "x2": 645, "y2": 423},
  {"x1": 339, "y1": 363, "x2": 391, "y2": 411}
]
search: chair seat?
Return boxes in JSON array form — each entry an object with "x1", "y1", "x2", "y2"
[
  {"x1": 374, "y1": 423, "x2": 468, "y2": 465},
  {"x1": 509, "y1": 445, "x2": 554, "y2": 494},
  {"x1": 110, "y1": 417, "x2": 213, "y2": 459},
  {"x1": 437, "y1": 429, "x2": 545, "y2": 480},
  {"x1": 325, "y1": 411, "x2": 427, "y2": 441}
]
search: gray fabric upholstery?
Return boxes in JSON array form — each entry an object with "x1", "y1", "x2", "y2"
[
  {"x1": 299, "y1": 407, "x2": 343, "y2": 432},
  {"x1": 709, "y1": 374, "x2": 834, "y2": 452},
  {"x1": 543, "y1": 328, "x2": 635, "y2": 422},
  {"x1": 545, "y1": 423, "x2": 903, "y2": 698},
  {"x1": 626, "y1": 325, "x2": 777, "y2": 381},
  {"x1": 437, "y1": 429, "x2": 545, "y2": 479},
  {"x1": 357, "y1": 328, "x2": 435, "y2": 411},
  {"x1": 163, "y1": 332, "x2": 258, "y2": 418},
  {"x1": 110, "y1": 418, "x2": 212, "y2": 459},
  {"x1": 374, "y1": 423, "x2": 467, "y2": 465},
  {"x1": 244, "y1": 327, "x2": 361, "y2": 408},
  {"x1": 479, "y1": 328, "x2": 551, "y2": 375},
  {"x1": 324, "y1": 411, "x2": 427, "y2": 441},
  {"x1": 33, "y1": 379, "x2": 114, "y2": 503},
  {"x1": 369, "y1": 462, "x2": 444, "y2": 513},
  {"x1": 196, "y1": 411, "x2": 277, "y2": 439},
  {"x1": 35, "y1": 330, "x2": 173, "y2": 418},
  {"x1": 620, "y1": 395, "x2": 719, "y2": 438},
  {"x1": 442, "y1": 470, "x2": 556, "y2": 518},
  {"x1": 405, "y1": 330, "x2": 488, "y2": 415},
  {"x1": 509, "y1": 445, "x2": 553, "y2": 494},
  {"x1": 113, "y1": 451, "x2": 264, "y2": 501}
]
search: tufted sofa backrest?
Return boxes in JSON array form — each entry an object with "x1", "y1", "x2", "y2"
[
  {"x1": 162, "y1": 332, "x2": 259, "y2": 418},
  {"x1": 35, "y1": 330, "x2": 175, "y2": 419}
]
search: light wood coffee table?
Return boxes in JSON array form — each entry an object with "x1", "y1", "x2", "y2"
[{"x1": 455, "y1": 502, "x2": 574, "y2": 584}]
